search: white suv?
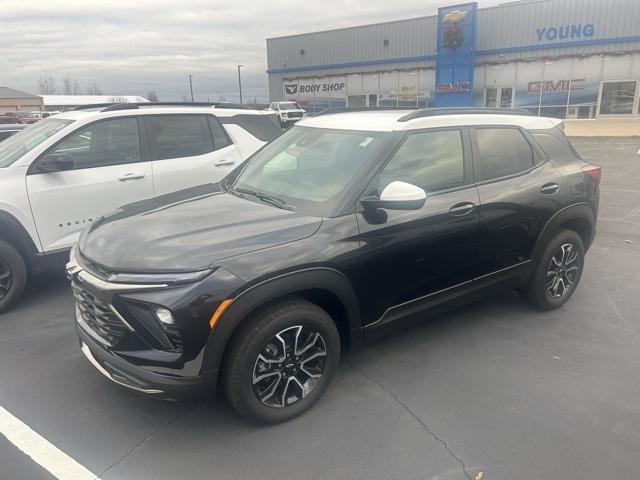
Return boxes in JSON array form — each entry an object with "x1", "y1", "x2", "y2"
[
  {"x1": 0, "y1": 103, "x2": 281, "y2": 312},
  {"x1": 268, "y1": 102, "x2": 306, "y2": 128}
]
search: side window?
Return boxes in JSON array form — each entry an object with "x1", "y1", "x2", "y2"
[
  {"x1": 376, "y1": 130, "x2": 465, "y2": 194},
  {"x1": 148, "y1": 115, "x2": 214, "y2": 160},
  {"x1": 476, "y1": 128, "x2": 534, "y2": 181},
  {"x1": 0, "y1": 132, "x2": 13, "y2": 141},
  {"x1": 532, "y1": 133, "x2": 579, "y2": 166},
  {"x1": 48, "y1": 118, "x2": 140, "y2": 169},
  {"x1": 207, "y1": 117, "x2": 232, "y2": 150}
]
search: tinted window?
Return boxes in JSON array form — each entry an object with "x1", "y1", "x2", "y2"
[
  {"x1": 148, "y1": 115, "x2": 214, "y2": 160},
  {"x1": 476, "y1": 128, "x2": 534, "y2": 181},
  {"x1": 207, "y1": 117, "x2": 232, "y2": 150},
  {"x1": 377, "y1": 130, "x2": 465, "y2": 193},
  {"x1": 0, "y1": 132, "x2": 13, "y2": 141},
  {"x1": 533, "y1": 133, "x2": 579, "y2": 166},
  {"x1": 48, "y1": 118, "x2": 140, "y2": 169},
  {"x1": 221, "y1": 114, "x2": 282, "y2": 142}
]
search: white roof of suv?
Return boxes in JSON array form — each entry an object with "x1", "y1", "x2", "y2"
[
  {"x1": 55, "y1": 104, "x2": 274, "y2": 122},
  {"x1": 297, "y1": 109, "x2": 562, "y2": 132}
]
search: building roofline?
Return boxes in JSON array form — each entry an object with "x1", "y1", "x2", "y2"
[
  {"x1": 266, "y1": 0, "x2": 561, "y2": 42},
  {"x1": 267, "y1": 34, "x2": 640, "y2": 75}
]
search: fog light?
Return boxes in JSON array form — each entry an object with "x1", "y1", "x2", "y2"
[{"x1": 155, "y1": 308, "x2": 174, "y2": 325}]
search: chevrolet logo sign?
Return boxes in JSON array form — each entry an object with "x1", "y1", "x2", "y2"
[{"x1": 443, "y1": 10, "x2": 468, "y2": 23}]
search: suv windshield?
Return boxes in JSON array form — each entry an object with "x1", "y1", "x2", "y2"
[
  {"x1": 0, "y1": 118, "x2": 73, "y2": 167},
  {"x1": 231, "y1": 126, "x2": 388, "y2": 216},
  {"x1": 279, "y1": 103, "x2": 300, "y2": 111}
]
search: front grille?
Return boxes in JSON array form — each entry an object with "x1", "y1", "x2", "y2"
[
  {"x1": 288, "y1": 112, "x2": 303, "y2": 119},
  {"x1": 73, "y1": 283, "x2": 127, "y2": 346}
]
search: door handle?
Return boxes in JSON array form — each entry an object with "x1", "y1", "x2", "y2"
[
  {"x1": 540, "y1": 183, "x2": 559, "y2": 194},
  {"x1": 214, "y1": 159, "x2": 235, "y2": 167},
  {"x1": 118, "y1": 172, "x2": 145, "y2": 181},
  {"x1": 449, "y1": 202, "x2": 476, "y2": 216}
]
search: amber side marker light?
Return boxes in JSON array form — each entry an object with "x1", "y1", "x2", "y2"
[{"x1": 210, "y1": 299, "x2": 233, "y2": 328}]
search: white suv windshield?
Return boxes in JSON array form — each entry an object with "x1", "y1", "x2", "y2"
[
  {"x1": 0, "y1": 118, "x2": 73, "y2": 168},
  {"x1": 231, "y1": 126, "x2": 388, "y2": 216},
  {"x1": 279, "y1": 103, "x2": 300, "y2": 111}
]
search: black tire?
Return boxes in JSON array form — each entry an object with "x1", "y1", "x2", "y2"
[
  {"x1": 0, "y1": 239, "x2": 27, "y2": 314},
  {"x1": 521, "y1": 228, "x2": 585, "y2": 310},
  {"x1": 224, "y1": 299, "x2": 340, "y2": 423}
]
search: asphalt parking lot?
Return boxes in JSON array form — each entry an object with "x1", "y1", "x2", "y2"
[{"x1": 1, "y1": 136, "x2": 639, "y2": 480}]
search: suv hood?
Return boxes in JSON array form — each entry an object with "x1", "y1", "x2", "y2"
[{"x1": 78, "y1": 184, "x2": 321, "y2": 273}]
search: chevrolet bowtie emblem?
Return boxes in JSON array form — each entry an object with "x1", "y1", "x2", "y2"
[{"x1": 443, "y1": 10, "x2": 468, "y2": 23}]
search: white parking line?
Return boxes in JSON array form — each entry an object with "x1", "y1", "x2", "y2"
[{"x1": 0, "y1": 406, "x2": 98, "y2": 480}]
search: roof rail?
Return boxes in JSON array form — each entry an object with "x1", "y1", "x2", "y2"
[
  {"x1": 398, "y1": 107, "x2": 533, "y2": 122},
  {"x1": 72, "y1": 102, "x2": 254, "y2": 112},
  {"x1": 311, "y1": 106, "x2": 416, "y2": 117}
]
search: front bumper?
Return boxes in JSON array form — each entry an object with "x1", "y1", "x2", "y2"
[
  {"x1": 77, "y1": 321, "x2": 217, "y2": 400},
  {"x1": 66, "y1": 251, "x2": 243, "y2": 401}
]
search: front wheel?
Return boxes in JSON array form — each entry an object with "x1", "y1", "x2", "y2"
[
  {"x1": 224, "y1": 299, "x2": 340, "y2": 423},
  {"x1": 521, "y1": 228, "x2": 585, "y2": 310},
  {"x1": 0, "y1": 240, "x2": 27, "y2": 314}
]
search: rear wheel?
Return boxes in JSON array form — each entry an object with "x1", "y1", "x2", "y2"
[
  {"x1": 0, "y1": 240, "x2": 27, "y2": 314},
  {"x1": 521, "y1": 228, "x2": 584, "y2": 310},
  {"x1": 224, "y1": 299, "x2": 340, "y2": 423}
]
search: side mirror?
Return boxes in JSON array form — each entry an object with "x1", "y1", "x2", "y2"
[
  {"x1": 37, "y1": 154, "x2": 74, "y2": 173},
  {"x1": 361, "y1": 181, "x2": 426, "y2": 211}
]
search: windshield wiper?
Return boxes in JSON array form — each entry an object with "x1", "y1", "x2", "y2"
[{"x1": 233, "y1": 187, "x2": 294, "y2": 211}]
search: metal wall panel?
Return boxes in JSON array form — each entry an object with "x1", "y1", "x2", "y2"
[{"x1": 267, "y1": 0, "x2": 640, "y2": 102}]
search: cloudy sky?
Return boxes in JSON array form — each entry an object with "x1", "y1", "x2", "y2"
[{"x1": 1, "y1": 0, "x2": 501, "y2": 102}]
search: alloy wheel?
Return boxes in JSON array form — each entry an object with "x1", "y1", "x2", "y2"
[
  {"x1": 546, "y1": 243, "x2": 580, "y2": 298},
  {"x1": 0, "y1": 258, "x2": 12, "y2": 301},
  {"x1": 252, "y1": 325, "x2": 327, "y2": 408}
]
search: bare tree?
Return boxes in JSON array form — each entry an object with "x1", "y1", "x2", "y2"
[
  {"x1": 61, "y1": 76, "x2": 74, "y2": 95},
  {"x1": 86, "y1": 82, "x2": 103, "y2": 95},
  {"x1": 37, "y1": 76, "x2": 57, "y2": 94},
  {"x1": 107, "y1": 96, "x2": 129, "y2": 103},
  {"x1": 146, "y1": 91, "x2": 159, "y2": 102},
  {"x1": 217, "y1": 95, "x2": 227, "y2": 102},
  {"x1": 72, "y1": 81, "x2": 82, "y2": 95}
]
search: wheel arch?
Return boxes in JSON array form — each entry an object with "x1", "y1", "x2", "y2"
[
  {"x1": 200, "y1": 267, "x2": 362, "y2": 377},
  {"x1": 533, "y1": 203, "x2": 595, "y2": 261},
  {"x1": 0, "y1": 210, "x2": 45, "y2": 274}
]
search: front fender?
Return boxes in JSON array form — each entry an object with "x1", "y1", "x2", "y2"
[{"x1": 200, "y1": 267, "x2": 362, "y2": 375}]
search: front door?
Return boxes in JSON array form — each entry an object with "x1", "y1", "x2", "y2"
[
  {"x1": 145, "y1": 114, "x2": 242, "y2": 195},
  {"x1": 26, "y1": 117, "x2": 154, "y2": 252},
  {"x1": 352, "y1": 128, "x2": 479, "y2": 337},
  {"x1": 484, "y1": 86, "x2": 514, "y2": 108}
]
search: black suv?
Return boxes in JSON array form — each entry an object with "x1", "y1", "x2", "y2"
[{"x1": 68, "y1": 109, "x2": 600, "y2": 423}]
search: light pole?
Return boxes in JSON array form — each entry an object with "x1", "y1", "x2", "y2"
[
  {"x1": 237, "y1": 65, "x2": 243, "y2": 104},
  {"x1": 188, "y1": 74, "x2": 194, "y2": 102}
]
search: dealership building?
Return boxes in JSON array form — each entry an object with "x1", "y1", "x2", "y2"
[{"x1": 266, "y1": 0, "x2": 640, "y2": 118}]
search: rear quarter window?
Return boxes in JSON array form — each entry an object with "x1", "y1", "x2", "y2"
[
  {"x1": 220, "y1": 114, "x2": 281, "y2": 142},
  {"x1": 532, "y1": 133, "x2": 581, "y2": 166}
]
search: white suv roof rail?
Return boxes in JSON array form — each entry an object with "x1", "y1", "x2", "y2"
[{"x1": 72, "y1": 102, "x2": 255, "y2": 112}]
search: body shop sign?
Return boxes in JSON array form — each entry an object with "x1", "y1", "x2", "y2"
[{"x1": 284, "y1": 78, "x2": 346, "y2": 98}]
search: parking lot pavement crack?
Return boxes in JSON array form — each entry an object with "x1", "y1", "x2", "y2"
[
  {"x1": 97, "y1": 404, "x2": 198, "y2": 479},
  {"x1": 345, "y1": 362, "x2": 473, "y2": 480},
  {"x1": 606, "y1": 293, "x2": 640, "y2": 344}
]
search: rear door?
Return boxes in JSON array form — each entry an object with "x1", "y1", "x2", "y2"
[
  {"x1": 471, "y1": 126, "x2": 565, "y2": 289},
  {"x1": 146, "y1": 114, "x2": 242, "y2": 195},
  {"x1": 26, "y1": 116, "x2": 154, "y2": 252}
]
